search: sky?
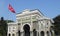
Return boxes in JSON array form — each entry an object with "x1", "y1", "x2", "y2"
[{"x1": 0, "y1": 0, "x2": 60, "y2": 21}]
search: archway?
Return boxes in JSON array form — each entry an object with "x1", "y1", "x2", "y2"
[
  {"x1": 41, "y1": 31, "x2": 44, "y2": 36},
  {"x1": 23, "y1": 24, "x2": 30, "y2": 36},
  {"x1": 9, "y1": 34, "x2": 11, "y2": 36},
  {"x1": 47, "y1": 31, "x2": 49, "y2": 36},
  {"x1": 18, "y1": 31, "x2": 20, "y2": 36},
  {"x1": 33, "y1": 29, "x2": 37, "y2": 36},
  {"x1": 12, "y1": 34, "x2": 15, "y2": 36}
]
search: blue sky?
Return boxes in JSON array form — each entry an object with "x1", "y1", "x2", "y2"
[{"x1": 0, "y1": 0, "x2": 60, "y2": 21}]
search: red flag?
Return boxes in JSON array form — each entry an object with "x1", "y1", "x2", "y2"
[{"x1": 8, "y1": 4, "x2": 15, "y2": 13}]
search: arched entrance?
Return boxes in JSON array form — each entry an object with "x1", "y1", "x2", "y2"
[
  {"x1": 23, "y1": 24, "x2": 30, "y2": 36},
  {"x1": 33, "y1": 29, "x2": 37, "y2": 36},
  {"x1": 12, "y1": 34, "x2": 15, "y2": 36},
  {"x1": 9, "y1": 34, "x2": 11, "y2": 36},
  {"x1": 47, "y1": 31, "x2": 49, "y2": 36},
  {"x1": 41, "y1": 31, "x2": 44, "y2": 36},
  {"x1": 18, "y1": 31, "x2": 20, "y2": 36}
]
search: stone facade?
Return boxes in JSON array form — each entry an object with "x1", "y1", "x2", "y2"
[{"x1": 7, "y1": 9, "x2": 54, "y2": 36}]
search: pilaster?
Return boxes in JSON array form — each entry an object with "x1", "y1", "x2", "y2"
[
  {"x1": 30, "y1": 31, "x2": 33, "y2": 36},
  {"x1": 45, "y1": 31, "x2": 47, "y2": 36},
  {"x1": 21, "y1": 32, "x2": 24, "y2": 36}
]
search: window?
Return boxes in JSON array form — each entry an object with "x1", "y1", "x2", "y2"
[
  {"x1": 46, "y1": 22, "x2": 49, "y2": 28},
  {"x1": 12, "y1": 27, "x2": 16, "y2": 32},
  {"x1": 41, "y1": 23, "x2": 43, "y2": 29},
  {"x1": 13, "y1": 26, "x2": 16, "y2": 29},
  {"x1": 12, "y1": 30, "x2": 15, "y2": 32},
  {"x1": 18, "y1": 23, "x2": 21, "y2": 25},
  {"x1": 47, "y1": 22, "x2": 48, "y2": 25},
  {"x1": 41, "y1": 21, "x2": 43, "y2": 27}
]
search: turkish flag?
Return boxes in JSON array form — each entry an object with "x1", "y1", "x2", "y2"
[{"x1": 8, "y1": 4, "x2": 15, "y2": 13}]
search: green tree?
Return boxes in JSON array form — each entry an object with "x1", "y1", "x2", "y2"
[
  {"x1": 53, "y1": 15, "x2": 60, "y2": 35},
  {"x1": 0, "y1": 17, "x2": 14, "y2": 36},
  {"x1": 0, "y1": 17, "x2": 7, "y2": 36}
]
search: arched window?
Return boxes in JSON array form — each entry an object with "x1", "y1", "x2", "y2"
[
  {"x1": 47, "y1": 31, "x2": 49, "y2": 36},
  {"x1": 9, "y1": 34, "x2": 11, "y2": 36},
  {"x1": 12, "y1": 34, "x2": 15, "y2": 36},
  {"x1": 41, "y1": 31, "x2": 44, "y2": 36},
  {"x1": 33, "y1": 29, "x2": 37, "y2": 36}
]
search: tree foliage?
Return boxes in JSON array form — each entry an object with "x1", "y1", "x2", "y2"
[
  {"x1": 53, "y1": 15, "x2": 60, "y2": 35},
  {"x1": 0, "y1": 17, "x2": 14, "y2": 36}
]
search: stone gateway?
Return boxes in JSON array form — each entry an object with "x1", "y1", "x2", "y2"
[{"x1": 7, "y1": 9, "x2": 54, "y2": 36}]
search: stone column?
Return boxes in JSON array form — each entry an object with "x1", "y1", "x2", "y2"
[
  {"x1": 49, "y1": 31, "x2": 51, "y2": 36},
  {"x1": 16, "y1": 32, "x2": 18, "y2": 36},
  {"x1": 21, "y1": 32, "x2": 24, "y2": 36},
  {"x1": 37, "y1": 31, "x2": 38, "y2": 36},
  {"x1": 11, "y1": 33, "x2": 12, "y2": 36},
  {"x1": 45, "y1": 32, "x2": 47, "y2": 36},
  {"x1": 39, "y1": 31, "x2": 40, "y2": 36},
  {"x1": 30, "y1": 31, "x2": 33, "y2": 36},
  {"x1": 38, "y1": 32, "x2": 39, "y2": 36},
  {"x1": 38, "y1": 21, "x2": 40, "y2": 36},
  {"x1": 7, "y1": 33, "x2": 8, "y2": 36},
  {"x1": 30, "y1": 16, "x2": 33, "y2": 36},
  {"x1": 15, "y1": 33, "x2": 17, "y2": 36},
  {"x1": 50, "y1": 29, "x2": 55, "y2": 36}
]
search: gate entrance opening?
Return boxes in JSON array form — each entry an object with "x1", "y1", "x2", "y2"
[{"x1": 23, "y1": 24, "x2": 30, "y2": 36}]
